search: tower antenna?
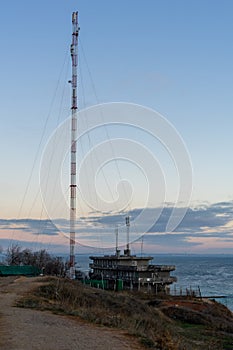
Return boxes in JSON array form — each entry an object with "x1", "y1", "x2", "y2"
[
  {"x1": 69, "y1": 11, "x2": 80, "y2": 279},
  {"x1": 115, "y1": 225, "x2": 121, "y2": 257},
  {"x1": 115, "y1": 225, "x2": 118, "y2": 254},
  {"x1": 125, "y1": 216, "x2": 130, "y2": 256}
]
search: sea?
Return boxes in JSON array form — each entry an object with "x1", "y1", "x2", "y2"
[
  {"x1": 1, "y1": 252, "x2": 232, "y2": 311},
  {"x1": 76, "y1": 253, "x2": 233, "y2": 311}
]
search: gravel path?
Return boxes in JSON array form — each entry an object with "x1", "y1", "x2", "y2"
[{"x1": 0, "y1": 277, "x2": 143, "y2": 350}]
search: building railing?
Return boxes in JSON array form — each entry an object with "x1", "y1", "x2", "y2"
[{"x1": 90, "y1": 263, "x2": 176, "y2": 272}]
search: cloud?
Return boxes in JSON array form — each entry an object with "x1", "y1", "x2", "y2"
[
  {"x1": 1, "y1": 200, "x2": 233, "y2": 253},
  {"x1": 81, "y1": 201, "x2": 233, "y2": 235},
  {"x1": 0, "y1": 219, "x2": 60, "y2": 236}
]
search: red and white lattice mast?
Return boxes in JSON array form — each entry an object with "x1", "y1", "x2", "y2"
[{"x1": 69, "y1": 12, "x2": 79, "y2": 279}]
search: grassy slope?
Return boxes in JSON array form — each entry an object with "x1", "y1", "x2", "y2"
[{"x1": 16, "y1": 277, "x2": 233, "y2": 350}]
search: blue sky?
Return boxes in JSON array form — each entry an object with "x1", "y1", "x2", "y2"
[{"x1": 1, "y1": 0, "x2": 233, "y2": 253}]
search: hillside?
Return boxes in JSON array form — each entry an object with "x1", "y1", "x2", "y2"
[
  {"x1": 14, "y1": 276, "x2": 233, "y2": 349},
  {"x1": 0, "y1": 277, "x2": 142, "y2": 350},
  {"x1": 0, "y1": 277, "x2": 233, "y2": 350}
]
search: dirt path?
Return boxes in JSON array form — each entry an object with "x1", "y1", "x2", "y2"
[{"x1": 0, "y1": 277, "x2": 143, "y2": 350}]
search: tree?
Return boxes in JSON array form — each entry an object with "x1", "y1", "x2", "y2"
[
  {"x1": 5, "y1": 245, "x2": 66, "y2": 276},
  {"x1": 6, "y1": 244, "x2": 22, "y2": 265}
]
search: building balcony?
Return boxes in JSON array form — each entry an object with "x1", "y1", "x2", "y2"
[
  {"x1": 147, "y1": 265, "x2": 176, "y2": 272},
  {"x1": 138, "y1": 276, "x2": 177, "y2": 284}
]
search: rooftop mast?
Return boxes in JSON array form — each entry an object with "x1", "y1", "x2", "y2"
[
  {"x1": 125, "y1": 216, "x2": 130, "y2": 256},
  {"x1": 69, "y1": 11, "x2": 79, "y2": 279},
  {"x1": 115, "y1": 225, "x2": 120, "y2": 257}
]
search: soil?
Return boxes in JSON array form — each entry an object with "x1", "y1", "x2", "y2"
[{"x1": 0, "y1": 276, "x2": 143, "y2": 350}]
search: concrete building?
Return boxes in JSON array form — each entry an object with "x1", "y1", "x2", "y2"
[{"x1": 89, "y1": 250, "x2": 176, "y2": 293}]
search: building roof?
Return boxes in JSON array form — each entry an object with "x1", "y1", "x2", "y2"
[{"x1": 89, "y1": 255, "x2": 153, "y2": 261}]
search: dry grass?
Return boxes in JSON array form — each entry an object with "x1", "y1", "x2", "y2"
[{"x1": 16, "y1": 277, "x2": 233, "y2": 350}]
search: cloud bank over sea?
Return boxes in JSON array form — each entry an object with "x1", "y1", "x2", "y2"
[{"x1": 1, "y1": 201, "x2": 233, "y2": 254}]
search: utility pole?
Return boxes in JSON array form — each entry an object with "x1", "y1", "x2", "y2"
[{"x1": 69, "y1": 11, "x2": 80, "y2": 279}]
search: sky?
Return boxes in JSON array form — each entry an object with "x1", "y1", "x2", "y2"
[{"x1": 1, "y1": 0, "x2": 233, "y2": 255}]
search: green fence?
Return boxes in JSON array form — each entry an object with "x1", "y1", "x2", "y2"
[
  {"x1": 116, "y1": 279, "x2": 123, "y2": 291},
  {"x1": 86, "y1": 279, "x2": 108, "y2": 289},
  {"x1": 83, "y1": 278, "x2": 123, "y2": 291},
  {"x1": 0, "y1": 265, "x2": 40, "y2": 276}
]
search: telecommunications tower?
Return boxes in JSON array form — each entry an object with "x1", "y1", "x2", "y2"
[{"x1": 69, "y1": 12, "x2": 79, "y2": 279}]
